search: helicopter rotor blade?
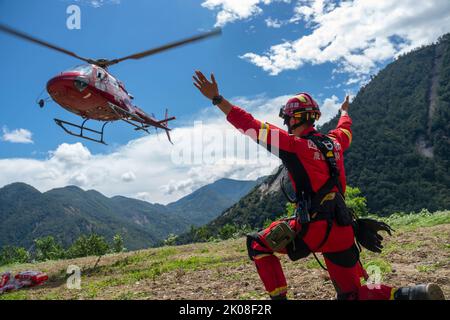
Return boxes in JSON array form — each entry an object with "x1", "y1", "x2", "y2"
[
  {"x1": 0, "y1": 23, "x2": 92, "y2": 64},
  {"x1": 104, "y1": 28, "x2": 222, "y2": 67}
]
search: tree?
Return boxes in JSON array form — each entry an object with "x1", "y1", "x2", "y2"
[
  {"x1": 163, "y1": 234, "x2": 178, "y2": 246},
  {"x1": 66, "y1": 234, "x2": 110, "y2": 258},
  {"x1": 0, "y1": 246, "x2": 29, "y2": 266},
  {"x1": 112, "y1": 234, "x2": 125, "y2": 253},
  {"x1": 218, "y1": 224, "x2": 238, "y2": 240},
  {"x1": 34, "y1": 236, "x2": 65, "y2": 261}
]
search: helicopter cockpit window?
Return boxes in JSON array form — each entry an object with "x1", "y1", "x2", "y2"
[
  {"x1": 66, "y1": 65, "x2": 93, "y2": 75},
  {"x1": 97, "y1": 70, "x2": 106, "y2": 80}
]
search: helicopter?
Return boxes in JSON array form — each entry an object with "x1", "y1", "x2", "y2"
[{"x1": 0, "y1": 24, "x2": 221, "y2": 144}]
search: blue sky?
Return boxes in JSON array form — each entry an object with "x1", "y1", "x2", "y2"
[
  {"x1": 1, "y1": 0, "x2": 449, "y2": 203},
  {"x1": 0, "y1": 0, "x2": 347, "y2": 157}
]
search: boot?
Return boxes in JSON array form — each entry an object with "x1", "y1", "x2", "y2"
[{"x1": 394, "y1": 283, "x2": 445, "y2": 300}]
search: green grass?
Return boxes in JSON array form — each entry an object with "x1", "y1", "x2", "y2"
[
  {"x1": 41, "y1": 291, "x2": 62, "y2": 300},
  {"x1": 378, "y1": 209, "x2": 450, "y2": 231},
  {"x1": 238, "y1": 291, "x2": 265, "y2": 300},
  {"x1": 305, "y1": 256, "x2": 326, "y2": 269},
  {"x1": 363, "y1": 258, "x2": 392, "y2": 274},
  {"x1": 90, "y1": 255, "x2": 226, "y2": 290},
  {"x1": 416, "y1": 264, "x2": 437, "y2": 273},
  {"x1": 0, "y1": 290, "x2": 28, "y2": 300},
  {"x1": 380, "y1": 241, "x2": 421, "y2": 257},
  {"x1": 99, "y1": 255, "x2": 223, "y2": 288},
  {"x1": 416, "y1": 261, "x2": 446, "y2": 273},
  {"x1": 116, "y1": 291, "x2": 135, "y2": 300}
]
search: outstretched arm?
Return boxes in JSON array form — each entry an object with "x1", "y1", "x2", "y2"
[
  {"x1": 328, "y1": 96, "x2": 353, "y2": 151},
  {"x1": 193, "y1": 70, "x2": 295, "y2": 153}
]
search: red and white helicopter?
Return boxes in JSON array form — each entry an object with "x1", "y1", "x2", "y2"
[{"x1": 0, "y1": 24, "x2": 221, "y2": 144}]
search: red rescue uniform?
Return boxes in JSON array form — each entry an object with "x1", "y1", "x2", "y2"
[{"x1": 226, "y1": 105, "x2": 394, "y2": 300}]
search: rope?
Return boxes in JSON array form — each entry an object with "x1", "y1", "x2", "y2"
[{"x1": 312, "y1": 252, "x2": 328, "y2": 271}]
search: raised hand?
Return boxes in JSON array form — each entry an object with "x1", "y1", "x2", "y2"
[
  {"x1": 193, "y1": 70, "x2": 219, "y2": 100},
  {"x1": 341, "y1": 95, "x2": 350, "y2": 112}
]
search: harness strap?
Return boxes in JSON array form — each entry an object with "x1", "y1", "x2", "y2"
[
  {"x1": 280, "y1": 174, "x2": 297, "y2": 204},
  {"x1": 312, "y1": 252, "x2": 328, "y2": 271},
  {"x1": 316, "y1": 218, "x2": 333, "y2": 250},
  {"x1": 303, "y1": 132, "x2": 344, "y2": 203},
  {"x1": 279, "y1": 132, "x2": 346, "y2": 262},
  {"x1": 303, "y1": 133, "x2": 344, "y2": 254}
]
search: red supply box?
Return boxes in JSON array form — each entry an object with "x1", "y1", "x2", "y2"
[{"x1": 15, "y1": 271, "x2": 48, "y2": 285}]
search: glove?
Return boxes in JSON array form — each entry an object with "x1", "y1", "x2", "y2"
[{"x1": 353, "y1": 218, "x2": 394, "y2": 253}]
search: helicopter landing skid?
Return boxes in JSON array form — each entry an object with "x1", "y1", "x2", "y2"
[
  {"x1": 54, "y1": 118, "x2": 109, "y2": 145},
  {"x1": 107, "y1": 103, "x2": 151, "y2": 134}
]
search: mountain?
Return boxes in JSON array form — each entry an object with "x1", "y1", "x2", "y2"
[
  {"x1": 176, "y1": 168, "x2": 287, "y2": 243},
  {"x1": 177, "y1": 34, "x2": 450, "y2": 242},
  {"x1": 0, "y1": 178, "x2": 259, "y2": 250},
  {"x1": 167, "y1": 178, "x2": 261, "y2": 226},
  {"x1": 0, "y1": 183, "x2": 183, "y2": 250},
  {"x1": 320, "y1": 33, "x2": 450, "y2": 214}
]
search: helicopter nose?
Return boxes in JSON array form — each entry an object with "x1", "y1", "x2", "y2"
[
  {"x1": 47, "y1": 73, "x2": 77, "y2": 90},
  {"x1": 47, "y1": 72, "x2": 90, "y2": 94}
]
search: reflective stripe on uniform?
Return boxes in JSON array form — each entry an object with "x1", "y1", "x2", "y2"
[
  {"x1": 390, "y1": 288, "x2": 397, "y2": 300},
  {"x1": 253, "y1": 254, "x2": 272, "y2": 260},
  {"x1": 339, "y1": 128, "x2": 352, "y2": 144},
  {"x1": 269, "y1": 286, "x2": 287, "y2": 297},
  {"x1": 258, "y1": 122, "x2": 270, "y2": 144}
]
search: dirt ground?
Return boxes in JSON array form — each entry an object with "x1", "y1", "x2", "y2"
[{"x1": 1, "y1": 223, "x2": 449, "y2": 300}]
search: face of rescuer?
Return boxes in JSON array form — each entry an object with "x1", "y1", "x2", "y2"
[{"x1": 288, "y1": 117, "x2": 314, "y2": 137}]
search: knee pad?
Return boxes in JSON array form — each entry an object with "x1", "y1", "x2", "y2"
[
  {"x1": 246, "y1": 233, "x2": 271, "y2": 261},
  {"x1": 323, "y1": 244, "x2": 360, "y2": 268}
]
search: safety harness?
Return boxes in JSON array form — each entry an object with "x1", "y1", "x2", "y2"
[
  {"x1": 281, "y1": 132, "x2": 346, "y2": 221},
  {"x1": 279, "y1": 131, "x2": 393, "y2": 271},
  {"x1": 280, "y1": 131, "x2": 353, "y2": 269}
]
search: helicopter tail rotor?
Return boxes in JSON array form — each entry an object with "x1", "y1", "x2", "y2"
[{"x1": 159, "y1": 108, "x2": 174, "y2": 144}]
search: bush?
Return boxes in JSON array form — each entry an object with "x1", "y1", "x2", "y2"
[
  {"x1": 0, "y1": 246, "x2": 29, "y2": 266},
  {"x1": 192, "y1": 226, "x2": 213, "y2": 242},
  {"x1": 66, "y1": 234, "x2": 110, "y2": 258},
  {"x1": 218, "y1": 224, "x2": 239, "y2": 240},
  {"x1": 380, "y1": 209, "x2": 450, "y2": 229},
  {"x1": 345, "y1": 186, "x2": 369, "y2": 217},
  {"x1": 262, "y1": 203, "x2": 294, "y2": 229},
  {"x1": 34, "y1": 236, "x2": 65, "y2": 261},
  {"x1": 163, "y1": 234, "x2": 178, "y2": 246},
  {"x1": 112, "y1": 234, "x2": 126, "y2": 253}
]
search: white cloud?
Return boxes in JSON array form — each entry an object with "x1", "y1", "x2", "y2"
[
  {"x1": 265, "y1": 17, "x2": 283, "y2": 28},
  {"x1": 202, "y1": 0, "x2": 290, "y2": 27},
  {"x1": 74, "y1": 0, "x2": 121, "y2": 8},
  {"x1": 135, "y1": 192, "x2": 153, "y2": 202},
  {"x1": 241, "y1": 0, "x2": 450, "y2": 81},
  {"x1": 121, "y1": 171, "x2": 136, "y2": 183},
  {"x1": 0, "y1": 93, "x2": 341, "y2": 204},
  {"x1": 320, "y1": 95, "x2": 340, "y2": 124},
  {"x1": 2, "y1": 127, "x2": 34, "y2": 144},
  {"x1": 50, "y1": 142, "x2": 91, "y2": 165}
]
